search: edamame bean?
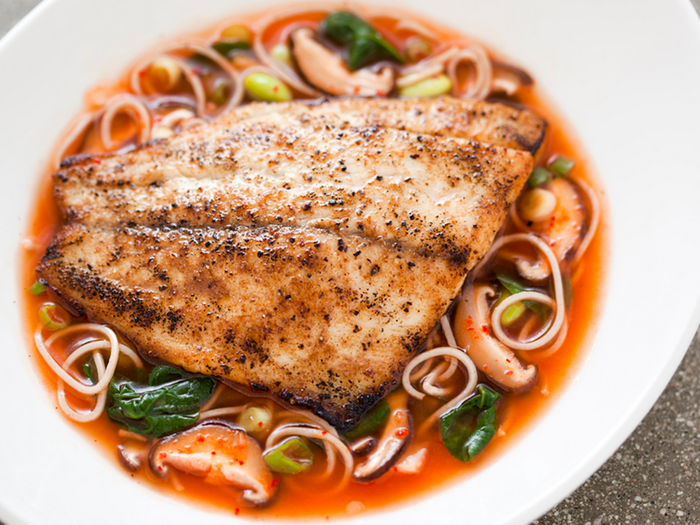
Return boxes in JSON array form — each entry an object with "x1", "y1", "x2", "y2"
[
  {"x1": 399, "y1": 73, "x2": 452, "y2": 98},
  {"x1": 244, "y1": 72, "x2": 292, "y2": 102}
]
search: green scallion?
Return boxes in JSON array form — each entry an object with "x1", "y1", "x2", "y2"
[
  {"x1": 29, "y1": 281, "x2": 47, "y2": 295},
  {"x1": 38, "y1": 302, "x2": 71, "y2": 331},
  {"x1": 527, "y1": 167, "x2": 552, "y2": 188},
  {"x1": 501, "y1": 301, "x2": 527, "y2": 326},
  {"x1": 208, "y1": 78, "x2": 230, "y2": 106},
  {"x1": 263, "y1": 437, "x2": 314, "y2": 474},
  {"x1": 495, "y1": 273, "x2": 549, "y2": 321},
  {"x1": 547, "y1": 156, "x2": 575, "y2": 177}
]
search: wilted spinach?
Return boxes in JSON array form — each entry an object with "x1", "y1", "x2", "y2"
[
  {"x1": 496, "y1": 272, "x2": 552, "y2": 320},
  {"x1": 440, "y1": 385, "x2": 501, "y2": 462},
  {"x1": 107, "y1": 365, "x2": 215, "y2": 437},
  {"x1": 321, "y1": 11, "x2": 404, "y2": 70},
  {"x1": 342, "y1": 400, "x2": 390, "y2": 441}
]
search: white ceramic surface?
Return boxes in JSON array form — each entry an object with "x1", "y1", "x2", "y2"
[{"x1": 1, "y1": 0, "x2": 700, "y2": 524}]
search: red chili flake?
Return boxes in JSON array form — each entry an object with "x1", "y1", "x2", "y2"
[
  {"x1": 505, "y1": 370, "x2": 514, "y2": 376},
  {"x1": 159, "y1": 452, "x2": 167, "y2": 459},
  {"x1": 157, "y1": 465, "x2": 164, "y2": 472},
  {"x1": 271, "y1": 478, "x2": 279, "y2": 488},
  {"x1": 506, "y1": 358, "x2": 511, "y2": 363},
  {"x1": 377, "y1": 90, "x2": 386, "y2": 97},
  {"x1": 273, "y1": 85, "x2": 279, "y2": 92},
  {"x1": 393, "y1": 466, "x2": 398, "y2": 472},
  {"x1": 481, "y1": 325, "x2": 490, "y2": 334},
  {"x1": 196, "y1": 435, "x2": 205, "y2": 443},
  {"x1": 395, "y1": 428, "x2": 409, "y2": 438},
  {"x1": 467, "y1": 327, "x2": 474, "y2": 331},
  {"x1": 211, "y1": 451, "x2": 217, "y2": 455},
  {"x1": 550, "y1": 241, "x2": 556, "y2": 247},
  {"x1": 258, "y1": 421, "x2": 263, "y2": 428},
  {"x1": 239, "y1": 460, "x2": 245, "y2": 466},
  {"x1": 235, "y1": 508, "x2": 240, "y2": 516},
  {"x1": 94, "y1": 159, "x2": 101, "y2": 164},
  {"x1": 322, "y1": 431, "x2": 328, "y2": 435},
  {"x1": 482, "y1": 364, "x2": 489, "y2": 371}
]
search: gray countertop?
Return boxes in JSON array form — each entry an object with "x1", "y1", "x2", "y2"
[{"x1": 1, "y1": 0, "x2": 699, "y2": 523}]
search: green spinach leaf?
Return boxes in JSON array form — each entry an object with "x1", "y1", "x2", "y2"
[
  {"x1": 82, "y1": 356, "x2": 98, "y2": 385},
  {"x1": 107, "y1": 366, "x2": 215, "y2": 437},
  {"x1": 440, "y1": 385, "x2": 501, "y2": 462},
  {"x1": 211, "y1": 40, "x2": 250, "y2": 57},
  {"x1": 342, "y1": 400, "x2": 391, "y2": 441},
  {"x1": 321, "y1": 11, "x2": 404, "y2": 70},
  {"x1": 496, "y1": 272, "x2": 550, "y2": 321}
]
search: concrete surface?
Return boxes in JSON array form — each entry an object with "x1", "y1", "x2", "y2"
[{"x1": 0, "y1": 0, "x2": 699, "y2": 523}]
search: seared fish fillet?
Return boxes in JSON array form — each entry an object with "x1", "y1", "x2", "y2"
[{"x1": 38, "y1": 97, "x2": 545, "y2": 430}]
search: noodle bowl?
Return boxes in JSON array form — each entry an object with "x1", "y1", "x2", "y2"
[{"x1": 21, "y1": 1, "x2": 605, "y2": 517}]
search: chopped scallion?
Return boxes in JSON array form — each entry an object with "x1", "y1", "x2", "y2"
[
  {"x1": 526, "y1": 167, "x2": 551, "y2": 188},
  {"x1": 208, "y1": 78, "x2": 230, "y2": 106},
  {"x1": 270, "y1": 44, "x2": 293, "y2": 67},
  {"x1": 29, "y1": 281, "x2": 47, "y2": 295},
  {"x1": 38, "y1": 302, "x2": 71, "y2": 331},
  {"x1": 501, "y1": 301, "x2": 527, "y2": 326},
  {"x1": 547, "y1": 156, "x2": 575, "y2": 177},
  {"x1": 404, "y1": 37, "x2": 431, "y2": 63},
  {"x1": 495, "y1": 273, "x2": 549, "y2": 321},
  {"x1": 263, "y1": 437, "x2": 314, "y2": 474}
]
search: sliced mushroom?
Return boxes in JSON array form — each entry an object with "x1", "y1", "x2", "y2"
[
  {"x1": 491, "y1": 61, "x2": 533, "y2": 96},
  {"x1": 117, "y1": 442, "x2": 147, "y2": 472},
  {"x1": 149, "y1": 420, "x2": 276, "y2": 505},
  {"x1": 352, "y1": 394, "x2": 412, "y2": 482},
  {"x1": 394, "y1": 447, "x2": 427, "y2": 475},
  {"x1": 514, "y1": 257, "x2": 550, "y2": 282},
  {"x1": 542, "y1": 178, "x2": 586, "y2": 262},
  {"x1": 455, "y1": 283, "x2": 537, "y2": 393},
  {"x1": 291, "y1": 28, "x2": 394, "y2": 96},
  {"x1": 348, "y1": 436, "x2": 377, "y2": 456}
]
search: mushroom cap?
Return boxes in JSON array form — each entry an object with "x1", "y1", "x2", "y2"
[
  {"x1": 348, "y1": 436, "x2": 378, "y2": 456},
  {"x1": 455, "y1": 284, "x2": 538, "y2": 393},
  {"x1": 291, "y1": 28, "x2": 394, "y2": 97},
  {"x1": 149, "y1": 420, "x2": 277, "y2": 505},
  {"x1": 117, "y1": 442, "x2": 146, "y2": 472},
  {"x1": 352, "y1": 400, "x2": 412, "y2": 482},
  {"x1": 541, "y1": 178, "x2": 586, "y2": 262}
]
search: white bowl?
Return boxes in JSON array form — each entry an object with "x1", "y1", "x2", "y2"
[{"x1": 1, "y1": 0, "x2": 700, "y2": 524}]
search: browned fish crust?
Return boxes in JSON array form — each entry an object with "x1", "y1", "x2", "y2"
[{"x1": 37, "y1": 96, "x2": 544, "y2": 430}]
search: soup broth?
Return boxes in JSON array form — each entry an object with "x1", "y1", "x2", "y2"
[{"x1": 20, "y1": 3, "x2": 607, "y2": 519}]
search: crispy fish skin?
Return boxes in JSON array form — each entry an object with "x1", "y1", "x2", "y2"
[{"x1": 38, "y1": 97, "x2": 543, "y2": 429}]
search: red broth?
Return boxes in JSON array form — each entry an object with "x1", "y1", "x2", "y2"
[{"x1": 19, "y1": 4, "x2": 608, "y2": 520}]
